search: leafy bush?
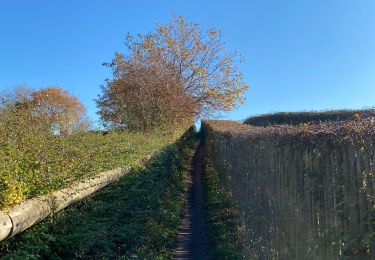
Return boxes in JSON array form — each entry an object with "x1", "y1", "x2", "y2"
[{"x1": 0, "y1": 119, "x2": 178, "y2": 209}]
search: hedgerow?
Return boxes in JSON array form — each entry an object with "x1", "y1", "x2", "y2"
[
  {"x1": 203, "y1": 119, "x2": 375, "y2": 258},
  {"x1": 0, "y1": 130, "x2": 196, "y2": 258},
  {"x1": 244, "y1": 109, "x2": 375, "y2": 126},
  {"x1": 206, "y1": 118, "x2": 375, "y2": 145},
  {"x1": 0, "y1": 127, "x2": 177, "y2": 210}
]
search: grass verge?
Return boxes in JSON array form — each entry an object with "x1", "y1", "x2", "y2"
[
  {"x1": 0, "y1": 131, "x2": 196, "y2": 259},
  {"x1": 0, "y1": 130, "x2": 177, "y2": 209},
  {"x1": 203, "y1": 149, "x2": 245, "y2": 259}
]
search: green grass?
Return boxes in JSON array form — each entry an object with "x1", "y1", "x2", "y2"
[
  {"x1": 203, "y1": 149, "x2": 245, "y2": 259},
  {"x1": 0, "y1": 129, "x2": 177, "y2": 209},
  {"x1": 0, "y1": 132, "x2": 196, "y2": 259}
]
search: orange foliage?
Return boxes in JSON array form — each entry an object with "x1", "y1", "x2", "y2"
[
  {"x1": 31, "y1": 87, "x2": 89, "y2": 135},
  {"x1": 98, "y1": 15, "x2": 249, "y2": 130}
]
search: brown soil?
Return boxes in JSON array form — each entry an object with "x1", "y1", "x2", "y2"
[{"x1": 173, "y1": 142, "x2": 208, "y2": 260}]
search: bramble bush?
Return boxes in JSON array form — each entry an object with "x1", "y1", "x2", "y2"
[
  {"x1": 0, "y1": 101, "x2": 176, "y2": 209},
  {"x1": 0, "y1": 130, "x2": 173, "y2": 209}
]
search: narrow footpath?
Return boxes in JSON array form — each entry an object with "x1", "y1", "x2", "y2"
[{"x1": 173, "y1": 142, "x2": 208, "y2": 260}]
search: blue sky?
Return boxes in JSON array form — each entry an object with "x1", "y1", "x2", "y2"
[{"x1": 1, "y1": 0, "x2": 374, "y2": 124}]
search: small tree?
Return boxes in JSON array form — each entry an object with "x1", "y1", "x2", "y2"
[
  {"x1": 97, "y1": 15, "x2": 248, "y2": 131},
  {"x1": 0, "y1": 86, "x2": 90, "y2": 136},
  {"x1": 31, "y1": 87, "x2": 90, "y2": 135},
  {"x1": 97, "y1": 63, "x2": 196, "y2": 131}
]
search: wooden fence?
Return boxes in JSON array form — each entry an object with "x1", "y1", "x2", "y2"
[{"x1": 202, "y1": 120, "x2": 375, "y2": 259}]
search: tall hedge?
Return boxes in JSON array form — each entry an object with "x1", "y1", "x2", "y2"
[
  {"x1": 203, "y1": 119, "x2": 375, "y2": 259},
  {"x1": 244, "y1": 109, "x2": 375, "y2": 126}
]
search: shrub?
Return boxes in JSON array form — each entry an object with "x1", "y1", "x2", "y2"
[
  {"x1": 0, "y1": 127, "x2": 176, "y2": 209},
  {"x1": 0, "y1": 86, "x2": 184, "y2": 209}
]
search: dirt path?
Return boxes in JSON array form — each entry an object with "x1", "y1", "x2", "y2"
[{"x1": 173, "y1": 142, "x2": 208, "y2": 260}]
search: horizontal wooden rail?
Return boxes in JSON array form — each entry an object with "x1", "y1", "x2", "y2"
[{"x1": 0, "y1": 166, "x2": 131, "y2": 241}]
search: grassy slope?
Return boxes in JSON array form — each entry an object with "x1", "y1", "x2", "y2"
[
  {"x1": 0, "y1": 132, "x2": 196, "y2": 259},
  {"x1": 0, "y1": 130, "x2": 174, "y2": 209}
]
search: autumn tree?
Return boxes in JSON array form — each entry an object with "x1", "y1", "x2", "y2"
[
  {"x1": 31, "y1": 87, "x2": 90, "y2": 135},
  {"x1": 97, "y1": 15, "x2": 248, "y2": 131},
  {"x1": 97, "y1": 62, "x2": 197, "y2": 131},
  {"x1": 1, "y1": 86, "x2": 90, "y2": 136}
]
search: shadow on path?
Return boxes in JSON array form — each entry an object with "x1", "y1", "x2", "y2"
[{"x1": 173, "y1": 142, "x2": 208, "y2": 259}]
